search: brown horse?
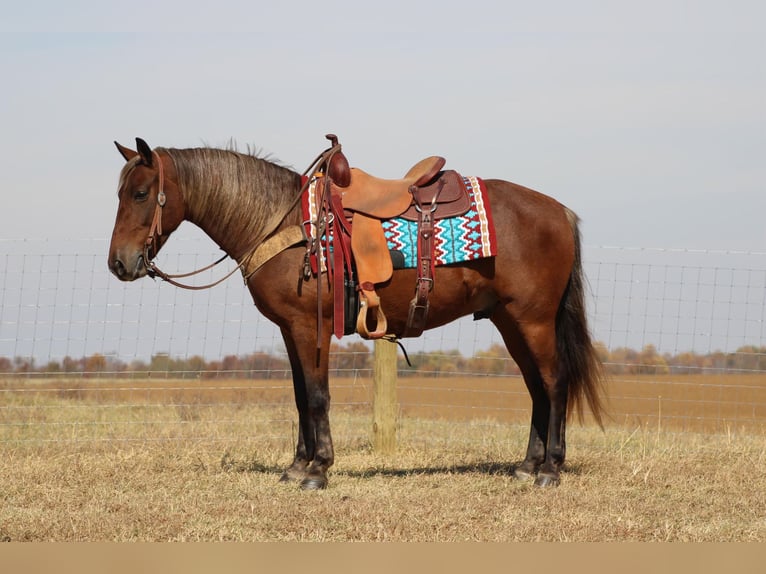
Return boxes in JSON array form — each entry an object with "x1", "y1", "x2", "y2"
[{"x1": 108, "y1": 137, "x2": 605, "y2": 489}]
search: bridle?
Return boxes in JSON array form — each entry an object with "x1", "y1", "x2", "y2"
[
  {"x1": 140, "y1": 142, "x2": 342, "y2": 291},
  {"x1": 143, "y1": 151, "x2": 168, "y2": 274},
  {"x1": 141, "y1": 151, "x2": 231, "y2": 290}
]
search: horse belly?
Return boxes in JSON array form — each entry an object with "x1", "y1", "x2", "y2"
[{"x1": 378, "y1": 264, "x2": 496, "y2": 335}]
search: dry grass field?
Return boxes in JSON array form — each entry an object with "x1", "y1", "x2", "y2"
[{"x1": 1, "y1": 373, "x2": 765, "y2": 541}]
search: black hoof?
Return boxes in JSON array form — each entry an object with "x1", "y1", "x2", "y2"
[
  {"x1": 300, "y1": 475, "x2": 328, "y2": 490},
  {"x1": 534, "y1": 473, "x2": 560, "y2": 487}
]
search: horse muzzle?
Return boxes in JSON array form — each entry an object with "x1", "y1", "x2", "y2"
[{"x1": 109, "y1": 251, "x2": 148, "y2": 281}]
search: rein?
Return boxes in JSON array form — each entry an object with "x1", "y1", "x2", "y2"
[{"x1": 142, "y1": 143, "x2": 341, "y2": 290}]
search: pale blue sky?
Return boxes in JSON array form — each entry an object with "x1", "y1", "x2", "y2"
[{"x1": 2, "y1": 1, "x2": 765, "y2": 250}]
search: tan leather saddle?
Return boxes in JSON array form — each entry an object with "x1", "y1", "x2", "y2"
[{"x1": 317, "y1": 135, "x2": 471, "y2": 339}]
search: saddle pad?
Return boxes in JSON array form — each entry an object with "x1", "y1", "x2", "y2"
[
  {"x1": 301, "y1": 175, "x2": 496, "y2": 273},
  {"x1": 383, "y1": 175, "x2": 496, "y2": 268}
]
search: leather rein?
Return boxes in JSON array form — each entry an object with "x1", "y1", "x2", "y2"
[{"x1": 142, "y1": 145, "x2": 340, "y2": 290}]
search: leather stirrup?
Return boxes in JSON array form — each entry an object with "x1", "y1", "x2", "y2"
[{"x1": 356, "y1": 287, "x2": 388, "y2": 339}]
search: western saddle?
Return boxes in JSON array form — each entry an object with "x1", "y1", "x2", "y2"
[{"x1": 311, "y1": 134, "x2": 472, "y2": 340}]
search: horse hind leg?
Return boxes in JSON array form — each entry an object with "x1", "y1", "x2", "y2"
[
  {"x1": 491, "y1": 312, "x2": 567, "y2": 486},
  {"x1": 514, "y1": 372, "x2": 550, "y2": 482},
  {"x1": 521, "y1": 321, "x2": 570, "y2": 487}
]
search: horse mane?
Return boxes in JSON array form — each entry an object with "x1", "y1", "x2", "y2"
[{"x1": 161, "y1": 146, "x2": 303, "y2": 253}]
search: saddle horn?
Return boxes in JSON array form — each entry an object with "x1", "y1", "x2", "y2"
[{"x1": 325, "y1": 134, "x2": 351, "y2": 188}]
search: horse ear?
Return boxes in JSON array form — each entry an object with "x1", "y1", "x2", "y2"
[
  {"x1": 114, "y1": 141, "x2": 138, "y2": 162},
  {"x1": 135, "y1": 137, "x2": 153, "y2": 166}
]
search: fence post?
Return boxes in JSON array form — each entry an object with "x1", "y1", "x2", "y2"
[{"x1": 372, "y1": 338, "x2": 398, "y2": 454}]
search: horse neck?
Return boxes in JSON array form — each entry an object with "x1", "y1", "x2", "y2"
[{"x1": 167, "y1": 148, "x2": 302, "y2": 260}]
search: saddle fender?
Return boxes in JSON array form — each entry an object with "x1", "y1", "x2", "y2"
[{"x1": 351, "y1": 213, "x2": 393, "y2": 339}]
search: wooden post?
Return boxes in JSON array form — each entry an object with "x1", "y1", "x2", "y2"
[{"x1": 372, "y1": 338, "x2": 398, "y2": 454}]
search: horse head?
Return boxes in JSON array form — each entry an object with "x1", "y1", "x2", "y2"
[{"x1": 108, "y1": 138, "x2": 185, "y2": 281}]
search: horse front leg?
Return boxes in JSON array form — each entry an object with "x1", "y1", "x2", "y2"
[
  {"x1": 279, "y1": 326, "x2": 334, "y2": 490},
  {"x1": 279, "y1": 356, "x2": 315, "y2": 482},
  {"x1": 301, "y1": 382, "x2": 334, "y2": 490}
]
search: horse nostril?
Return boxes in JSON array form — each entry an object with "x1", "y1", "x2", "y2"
[{"x1": 111, "y1": 258, "x2": 126, "y2": 278}]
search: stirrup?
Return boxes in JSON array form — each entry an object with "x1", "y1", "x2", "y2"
[
  {"x1": 356, "y1": 290, "x2": 388, "y2": 339},
  {"x1": 404, "y1": 297, "x2": 429, "y2": 338}
]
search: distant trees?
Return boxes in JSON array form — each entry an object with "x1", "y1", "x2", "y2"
[
  {"x1": 84, "y1": 353, "x2": 108, "y2": 374},
  {"x1": 397, "y1": 348, "x2": 471, "y2": 376},
  {"x1": 728, "y1": 345, "x2": 766, "y2": 372},
  {"x1": 399, "y1": 344, "x2": 519, "y2": 377},
  {"x1": 606, "y1": 345, "x2": 669, "y2": 375},
  {"x1": 3, "y1": 343, "x2": 766, "y2": 378},
  {"x1": 329, "y1": 341, "x2": 372, "y2": 374},
  {"x1": 471, "y1": 344, "x2": 520, "y2": 376},
  {"x1": 602, "y1": 344, "x2": 766, "y2": 375}
]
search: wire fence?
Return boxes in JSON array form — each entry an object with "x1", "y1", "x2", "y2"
[{"x1": 1, "y1": 238, "x2": 765, "y2": 447}]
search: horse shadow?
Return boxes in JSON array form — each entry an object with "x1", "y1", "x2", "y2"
[
  {"x1": 219, "y1": 456, "x2": 584, "y2": 481},
  {"x1": 339, "y1": 461, "x2": 517, "y2": 479},
  {"x1": 336, "y1": 461, "x2": 584, "y2": 479}
]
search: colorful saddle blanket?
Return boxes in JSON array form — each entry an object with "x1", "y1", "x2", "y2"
[{"x1": 301, "y1": 175, "x2": 497, "y2": 273}]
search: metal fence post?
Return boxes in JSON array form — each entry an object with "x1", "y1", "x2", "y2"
[{"x1": 372, "y1": 338, "x2": 398, "y2": 454}]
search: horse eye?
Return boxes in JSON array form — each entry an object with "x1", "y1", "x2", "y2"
[{"x1": 133, "y1": 189, "x2": 149, "y2": 202}]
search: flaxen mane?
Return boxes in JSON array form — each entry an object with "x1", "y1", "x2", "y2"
[{"x1": 163, "y1": 147, "x2": 302, "y2": 251}]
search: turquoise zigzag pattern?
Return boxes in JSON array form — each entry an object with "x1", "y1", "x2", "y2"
[{"x1": 381, "y1": 177, "x2": 492, "y2": 269}]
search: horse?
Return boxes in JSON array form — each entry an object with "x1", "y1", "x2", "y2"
[{"x1": 108, "y1": 136, "x2": 605, "y2": 489}]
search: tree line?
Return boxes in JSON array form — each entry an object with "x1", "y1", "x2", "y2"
[{"x1": 2, "y1": 342, "x2": 766, "y2": 378}]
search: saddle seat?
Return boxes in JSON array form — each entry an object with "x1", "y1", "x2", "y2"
[{"x1": 333, "y1": 156, "x2": 446, "y2": 219}]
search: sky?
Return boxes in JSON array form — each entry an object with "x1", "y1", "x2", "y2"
[
  {"x1": 1, "y1": 1, "x2": 766, "y2": 361},
  {"x1": 2, "y1": 1, "x2": 764, "y2": 250}
]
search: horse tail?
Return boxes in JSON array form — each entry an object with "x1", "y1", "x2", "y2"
[{"x1": 557, "y1": 208, "x2": 607, "y2": 427}]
